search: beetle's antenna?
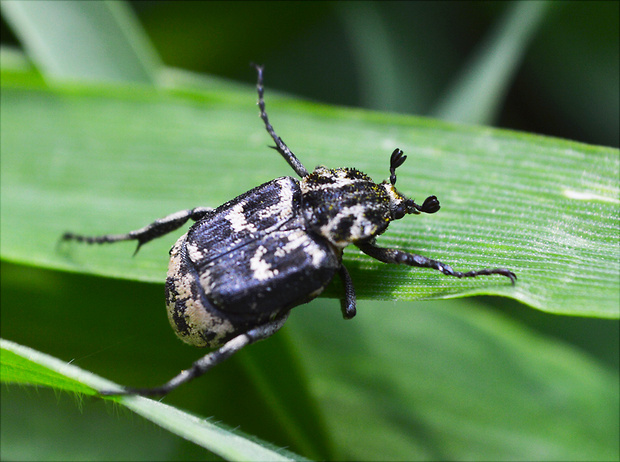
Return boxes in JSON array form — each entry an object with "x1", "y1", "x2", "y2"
[
  {"x1": 414, "y1": 196, "x2": 440, "y2": 214},
  {"x1": 252, "y1": 63, "x2": 309, "y2": 178},
  {"x1": 389, "y1": 148, "x2": 407, "y2": 185}
]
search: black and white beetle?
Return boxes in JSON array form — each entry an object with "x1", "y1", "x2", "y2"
[{"x1": 63, "y1": 65, "x2": 516, "y2": 397}]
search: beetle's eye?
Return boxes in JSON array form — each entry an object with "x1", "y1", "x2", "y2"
[{"x1": 393, "y1": 204, "x2": 406, "y2": 220}]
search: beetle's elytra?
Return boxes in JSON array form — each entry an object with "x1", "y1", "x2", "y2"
[{"x1": 62, "y1": 64, "x2": 516, "y2": 397}]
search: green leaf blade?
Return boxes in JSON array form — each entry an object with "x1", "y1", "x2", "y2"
[{"x1": 0, "y1": 339, "x2": 307, "y2": 462}]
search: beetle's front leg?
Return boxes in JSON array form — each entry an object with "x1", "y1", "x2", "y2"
[
  {"x1": 100, "y1": 314, "x2": 289, "y2": 397},
  {"x1": 62, "y1": 207, "x2": 214, "y2": 254},
  {"x1": 356, "y1": 241, "x2": 516, "y2": 284}
]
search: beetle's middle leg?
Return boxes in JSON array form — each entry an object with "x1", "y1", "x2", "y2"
[
  {"x1": 62, "y1": 207, "x2": 214, "y2": 254},
  {"x1": 100, "y1": 314, "x2": 289, "y2": 397},
  {"x1": 338, "y1": 265, "x2": 357, "y2": 319}
]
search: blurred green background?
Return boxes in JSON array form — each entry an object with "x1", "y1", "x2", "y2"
[
  {"x1": 136, "y1": 1, "x2": 619, "y2": 146},
  {"x1": 2, "y1": 1, "x2": 617, "y2": 146},
  {"x1": 1, "y1": 1, "x2": 618, "y2": 461}
]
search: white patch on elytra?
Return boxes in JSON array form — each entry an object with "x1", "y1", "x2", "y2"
[
  {"x1": 250, "y1": 245, "x2": 279, "y2": 281},
  {"x1": 186, "y1": 241, "x2": 204, "y2": 261},
  {"x1": 276, "y1": 178, "x2": 296, "y2": 219},
  {"x1": 257, "y1": 178, "x2": 297, "y2": 223},
  {"x1": 225, "y1": 202, "x2": 258, "y2": 233},
  {"x1": 304, "y1": 238, "x2": 330, "y2": 267},
  {"x1": 199, "y1": 265, "x2": 215, "y2": 292},
  {"x1": 276, "y1": 229, "x2": 327, "y2": 267}
]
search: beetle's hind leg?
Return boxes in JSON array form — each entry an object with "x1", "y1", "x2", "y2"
[
  {"x1": 62, "y1": 207, "x2": 214, "y2": 254},
  {"x1": 252, "y1": 63, "x2": 309, "y2": 178},
  {"x1": 100, "y1": 315, "x2": 289, "y2": 397},
  {"x1": 357, "y1": 241, "x2": 516, "y2": 284}
]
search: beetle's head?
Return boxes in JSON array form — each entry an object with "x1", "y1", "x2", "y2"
[
  {"x1": 382, "y1": 148, "x2": 440, "y2": 221},
  {"x1": 300, "y1": 149, "x2": 440, "y2": 248}
]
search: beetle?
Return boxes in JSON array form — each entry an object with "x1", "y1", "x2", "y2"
[{"x1": 62, "y1": 64, "x2": 516, "y2": 396}]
